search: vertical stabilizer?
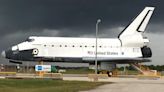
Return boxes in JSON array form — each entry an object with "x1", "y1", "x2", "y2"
[{"x1": 119, "y1": 7, "x2": 155, "y2": 47}]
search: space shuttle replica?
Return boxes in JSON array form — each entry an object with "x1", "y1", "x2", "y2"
[{"x1": 1, "y1": 7, "x2": 155, "y2": 74}]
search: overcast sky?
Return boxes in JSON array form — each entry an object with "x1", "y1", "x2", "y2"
[{"x1": 0, "y1": 0, "x2": 164, "y2": 65}]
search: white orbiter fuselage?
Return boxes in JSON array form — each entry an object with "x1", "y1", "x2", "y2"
[{"x1": 1, "y1": 7, "x2": 154, "y2": 64}]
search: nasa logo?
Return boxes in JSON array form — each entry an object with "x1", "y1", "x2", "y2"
[{"x1": 32, "y1": 49, "x2": 39, "y2": 55}]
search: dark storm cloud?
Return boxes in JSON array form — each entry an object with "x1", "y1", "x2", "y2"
[
  {"x1": 0, "y1": 0, "x2": 164, "y2": 65},
  {"x1": 0, "y1": 0, "x2": 163, "y2": 37}
]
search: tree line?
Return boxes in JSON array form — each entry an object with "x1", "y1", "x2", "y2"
[{"x1": 118, "y1": 65, "x2": 164, "y2": 71}]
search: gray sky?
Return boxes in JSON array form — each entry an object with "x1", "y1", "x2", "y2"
[{"x1": 0, "y1": 0, "x2": 164, "y2": 65}]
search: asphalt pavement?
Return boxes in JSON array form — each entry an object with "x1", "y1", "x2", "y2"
[{"x1": 63, "y1": 77, "x2": 164, "y2": 92}]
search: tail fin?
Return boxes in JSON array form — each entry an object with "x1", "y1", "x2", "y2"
[
  {"x1": 119, "y1": 7, "x2": 155, "y2": 47},
  {"x1": 119, "y1": 7, "x2": 155, "y2": 38}
]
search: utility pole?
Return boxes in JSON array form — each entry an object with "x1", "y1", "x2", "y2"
[{"x1": 95, "y1": 19, "x2": 101, "y2": 74}]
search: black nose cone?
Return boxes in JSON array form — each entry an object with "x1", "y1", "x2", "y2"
[{"x1": 3, "y1": 49, "x2": 13, "y2": 59}]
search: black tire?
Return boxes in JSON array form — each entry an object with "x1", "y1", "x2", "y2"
[{"x1": 107, "y1": 71, "x2": 113, "y2": 77}]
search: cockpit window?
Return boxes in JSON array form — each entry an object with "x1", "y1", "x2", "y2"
[{"x1": 25, "y1": 38, "x2": 35, "y2": 42}]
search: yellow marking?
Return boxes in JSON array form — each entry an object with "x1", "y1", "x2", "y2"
[
  {"x1": 43, "y1": 73, "x2": 63, "y2": 79},
  {"x1": 137, "y1": 74, "x2": 161, "y2": 79},
  {"x1": 88, "y1": 74, "x2": 108, "y2": 79},
  {"x1": 88, "y1": 74, "x2": 108, "y2": 82},
  {"x1": 0, "y1": 72, "x2": 16, "y2": 74}
]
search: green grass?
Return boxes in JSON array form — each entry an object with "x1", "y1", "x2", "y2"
[
  {"x1": 118, "y1": 70, "x2": 139, "y2": 75},
  {"x1": 0, "y1": 79, "x2": 108, "y2": 92},
  {"x1": 63, "y1": 68, "x2": 94, "y2": 74}
]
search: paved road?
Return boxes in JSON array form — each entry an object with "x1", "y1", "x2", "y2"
[
  {"x1": 81, "y1": 81, "x2": 164, "y2": 92},
  {"x1": 64, "y1": 77, "x2": 164, "y2": 92}
]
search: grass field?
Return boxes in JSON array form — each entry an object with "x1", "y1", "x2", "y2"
[
  {"x1": 0, "y1": 79, "x2": 108, "y2": 92},
  {"x1": 63, "y1": 68, "x2": 94, "y2": 74}
]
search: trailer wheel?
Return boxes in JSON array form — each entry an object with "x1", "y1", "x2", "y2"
[{"x1": 108, "y1": 71, "x2": 113, "y2": 77}]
